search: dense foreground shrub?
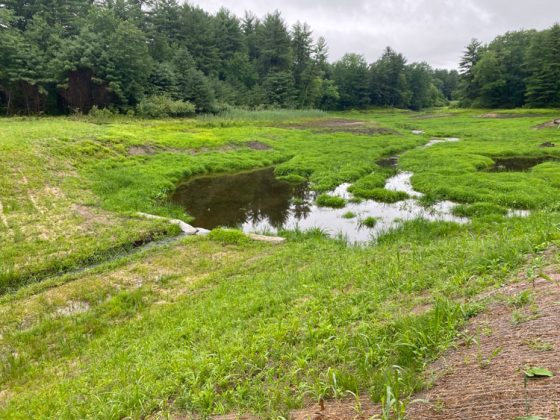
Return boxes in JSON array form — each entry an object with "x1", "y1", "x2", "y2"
[{"x1": 136, "y1": 96, "x2": 196, "y2": 118}]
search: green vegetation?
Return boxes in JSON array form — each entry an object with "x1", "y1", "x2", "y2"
[
  {"x1": 361, "y1": 217, "x2": 379, "y2": 228},
  {"x1": 453, "y1": 202, "x2": 509, "y2": 218},
  {"x1": 0, "y1": 108, "x2": 560, "y2": 418},
  {"x1": 316, "y1": 194, "x2": 346, "y2": 208},
  {"x1": 0, "y1": 1, "x2": 458, "y2": 115},
  {"x1": 3, "y1": 1, "x2": 560, "y2": 116},
  {"x1": 459, "y1": 26, "x2": 560, "y2": 107},
  {"x1": 208, "y1": 228, "x2": 250, "y2": 245},
  {"x1": 342, "y1": 211, "x2": 357, "y2": 219}
]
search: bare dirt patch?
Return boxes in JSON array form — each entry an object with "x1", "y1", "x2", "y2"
[
  {"x1": 245, "y1": 141, "x2": 271, "y2": 151},
  {"x1": 71, "y1": 204, "x2": 113, "y2": 230},
  {"x1": 480, "y1": 113, "x2": 546, "y2": 119},
  {"x1": 129, "y1": 144, "x2": 243, "y2": 156},
  {"x1": 407, "y1": 275, "x2": 560, "y2": 419},
  {"x1": 535, "y1": 118, "x2": 560, "y2": 129},
  {"x1": 286, "y1": 119, "x2": 397, "y2": 135},
  {"x1": 290, "y1": 397, "x2": 377, "y2": 420},
  {"x1": 55, "y1": 300, "x2": 90, "y2": 317},
  {"x1": 128, "y1": 145, "x2": 159, "y2": 156}
]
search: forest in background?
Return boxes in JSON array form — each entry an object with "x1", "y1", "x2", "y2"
[{"x1": 0, "y1": 0, "x2": 558, "y2": 115}]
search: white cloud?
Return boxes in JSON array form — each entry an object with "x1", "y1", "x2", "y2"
[{"x1": 189, "y1": 0, "x2": 560, "y2": 69}]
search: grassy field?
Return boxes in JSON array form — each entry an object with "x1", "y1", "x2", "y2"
[{"x1": 1, "y1": 108, "x2": 560, "y2": 418}]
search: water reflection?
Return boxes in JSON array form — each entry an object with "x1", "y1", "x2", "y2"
[
  {"x1": 487, "y1": 156, "x2": 560, "y2": 172},
  {"x1": 170, "y1": 167, "x2": 311, "y2": 229},
  {"x1": 170, "y1": 167, "x2": 469, "y2": 244}
]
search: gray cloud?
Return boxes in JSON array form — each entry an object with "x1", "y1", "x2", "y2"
[{"x1": 189, "y1": 0, "x2": 560, "y2": 69}]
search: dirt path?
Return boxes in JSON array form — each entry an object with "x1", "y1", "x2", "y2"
[{"x1": 406, "y1": 274, "x2": 560, "y2": 419}]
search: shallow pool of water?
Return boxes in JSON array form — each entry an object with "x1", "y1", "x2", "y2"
[
  {"x1": 487, "y1": 156, "x2": 560, "y2": 172},
  {"x1": 170, "y1": 167, "x2": 468, "y2": 244}
]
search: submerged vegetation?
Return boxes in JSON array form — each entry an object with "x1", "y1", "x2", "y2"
[{"x1": 1, "y1": 108, "x2": 560, "y2": 417}]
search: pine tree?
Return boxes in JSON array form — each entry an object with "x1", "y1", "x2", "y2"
[
  {"x1": 458, "y1": 39, "x2": 483, "y2": 104},
  {"x1": 370, "y1": 47, "x2": 409, "y2": 107},
  {"x1": 291, "y1": 21, "x2": 313, "y2": 106},
  {"x1": 256, "y1": 11, "x2": 292, "y2": 76},
  {"x1": 526, "y1": 25, "x2": 560, "y2": 107}
]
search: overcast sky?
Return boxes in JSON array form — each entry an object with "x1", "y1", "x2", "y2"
[{"x1": 190, "y1": 0, "x2": 560, "y2": 69}]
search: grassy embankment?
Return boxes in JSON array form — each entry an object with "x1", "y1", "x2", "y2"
[{"x1": 0, "y1": 108, "x2": 559, "y2": 417}]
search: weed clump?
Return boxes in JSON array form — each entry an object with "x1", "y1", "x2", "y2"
[
  {"x1": 316, "y1": 194, "x2": 346, "y2": 208},
  {"x1": 208, "y1": 228, "x2": 249, "y2": 245},
  {"x1": 453, "y1": 202, "x2": 508, "y2": 218},
  {"x1": 351, "y1": 187, "x2": 408, "y2": 203},
  {"x1": 342, "y1": 212, "x2": 357, "y2": 219},
  {"x1": 361, "y1": 217, "x2": 378, "y2": 228}
]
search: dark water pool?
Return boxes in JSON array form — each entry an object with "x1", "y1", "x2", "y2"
[
  {"x1": 488, "y1": 156, "x2": 560, "y2": 172},
  {"x1": 170, "y1": 167, "x2": 468, "y2": 243},
  {"x1": 170, "y1": 168, "x2": 313, "y2": 230}
]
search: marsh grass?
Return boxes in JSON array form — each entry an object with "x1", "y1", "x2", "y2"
[
  {"x1": 361, "y1": 217, "x2": 378, "y2": 228},
  {"x1": 1, "y1": 108, "x2": 560, "y2": 418},
  {"x1": 316, "y1": 194, "x2": 346, "y2": 208},
  {"x1": 453, "y1": 202, "x2": 509, "y2": 218}
]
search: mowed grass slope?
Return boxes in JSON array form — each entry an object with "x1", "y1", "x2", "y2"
[{"x1": 0, "y1": 109, "x2": 560, "y2": 417}]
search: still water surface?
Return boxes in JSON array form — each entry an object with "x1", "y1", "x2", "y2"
[{"x1": 170, "y1": 167, "x2": 467, "y2": 243}]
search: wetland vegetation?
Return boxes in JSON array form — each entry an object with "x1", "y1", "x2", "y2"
[
  {"x1": 1, "y1": 108, "x2": 560, "y2": 418},
  {"x1": 2, "y1": 1, "x2": 560, "y2": 418}
]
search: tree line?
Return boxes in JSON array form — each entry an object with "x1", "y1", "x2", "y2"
[
  {"x1": 7, "y1": 2, "x2": 559, "y2": 115},
  {"x1": 459, "y1": 24, "x2": 560, "y2": 108},
  {"x1": 0, "y1": 0, "x2": 461, "y2": 115}
]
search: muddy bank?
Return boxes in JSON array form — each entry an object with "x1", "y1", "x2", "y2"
[{"x1": 285, "y1": 119, "x2": 398, "y2": 135}]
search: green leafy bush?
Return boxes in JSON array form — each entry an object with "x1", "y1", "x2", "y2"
[
  {"x1": 87, "y1": 106, "x2": 116, "y2": 123},
  {"x1": 136, "y1": 95, "x2": 196, "y2": 118}
]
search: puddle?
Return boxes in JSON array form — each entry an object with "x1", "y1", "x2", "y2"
[
  {"x1": 376, "y1": 156, "x2": 399, "y2": 168},
  {"x1": 385, "y1": 172, "x2": 422, "y2": 197},
  {"x1": 425, "y1": 137, "x2": 460, "y2": 148},
  {"x1": 170, "y1": 167, "x2": 311, "y2": 230},
  {"x1": 170, "y1": 167, "x2": 467, "y2": 244},
  {"x1": 487, "y1": 156, "x2": 560, "y2": 172}
]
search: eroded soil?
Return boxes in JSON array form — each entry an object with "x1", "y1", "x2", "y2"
[{"x1": 285, "y1": 119, "x2": 397, "y2": 135}]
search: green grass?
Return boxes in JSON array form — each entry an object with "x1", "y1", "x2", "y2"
[
  {"x1": 342, "y1": 211, "x2": 357, "y2": 219},
  {"x1": 208, "y1": 228, "x2": 250, "y2": 245},
  {"x1": 316, "y1": 194, "x2": 346, "y2": 208},
  {"x1": 361, "y1": 216, "x2": 378, "y2": 228},
  {"x1": 1, "y1": 108, "x2": 560, "y2": 418},
  {"x1": 453, "y1": 202, "x2": 509, "y2": 218},
  {"x1": 0, "y1": 111, "x2": 419, "y2": 290}
]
